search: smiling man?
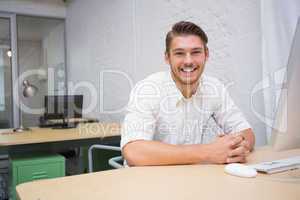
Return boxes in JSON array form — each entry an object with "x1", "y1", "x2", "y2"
[{"x1": 121, "y1": 21, "x2": 255, "y2": 166}]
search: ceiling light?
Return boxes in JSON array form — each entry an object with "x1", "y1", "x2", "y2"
[{"x1": 7, "y1": 50, "x2": 12, "y2": 57}]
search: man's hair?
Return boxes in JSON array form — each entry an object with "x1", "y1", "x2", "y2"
[{"x1": 165, "y1": 21, "x2": 208, "y2": 53}]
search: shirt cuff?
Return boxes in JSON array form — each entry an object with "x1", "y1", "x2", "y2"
[{"x1": 120, "y1": 131, "x2": 154, "y2": 149}]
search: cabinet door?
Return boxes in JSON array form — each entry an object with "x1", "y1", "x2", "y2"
[{"x1": 17, "y1": 162, "x2": 64, "y2": 183}]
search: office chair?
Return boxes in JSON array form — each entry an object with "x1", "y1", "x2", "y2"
[{"x1": 88, "y1": 144, "x2": 123, "y2": 172}]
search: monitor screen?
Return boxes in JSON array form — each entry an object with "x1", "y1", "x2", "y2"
[
  {"x1": 271, "y1": 18, "x2": 300, "y2": 151},
  {"x1": 44, "y1": 95, "x2": 83, "y2": 120}
]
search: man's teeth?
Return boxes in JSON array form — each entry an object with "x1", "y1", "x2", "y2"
[{"x1": 181, "y1": 67, "x2": 196, "y2": 72}]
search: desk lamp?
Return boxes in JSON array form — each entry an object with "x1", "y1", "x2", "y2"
[{"x1": 13, "y1": 80, "x2": 38, "y2": 132}]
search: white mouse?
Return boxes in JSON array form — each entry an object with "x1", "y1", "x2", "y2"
[{"x1": 224, "y1": 163, "x2": 257, "y2": 178}]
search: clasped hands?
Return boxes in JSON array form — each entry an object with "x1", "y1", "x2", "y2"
[{"x1": 209, "y1": 133, "x2": 251, "y2": 164}]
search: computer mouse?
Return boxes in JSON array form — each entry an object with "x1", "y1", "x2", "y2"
[{"x1": 224, "y1": 163, "x2": 257, "y2": 178}]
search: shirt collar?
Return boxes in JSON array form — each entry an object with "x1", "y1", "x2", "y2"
[{"x1": 167, "y1": 71, "x2": 204, "y2": 107}]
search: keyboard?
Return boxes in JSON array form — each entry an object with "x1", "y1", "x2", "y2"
[{"x1": 250, "y1": 156, "x2": 300, "y2": 174}]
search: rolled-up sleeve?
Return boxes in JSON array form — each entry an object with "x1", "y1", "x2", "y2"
[
  {"x1": 212, "y1": 84, "x2": 251, "y2": 134},
  {"x1": 120, "y1": 80, "x2": 160, "y2": 149}
]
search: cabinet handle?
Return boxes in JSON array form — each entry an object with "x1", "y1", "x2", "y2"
[
  {"x1": 32, "y1": 171, "x2": 48, "y2": 180},
  {"x1": 32, "y1": 174, "x2": 48, "y2": 180},
  {"x1": 32, "y1": 171, "x2": 46, "y2": 176}
]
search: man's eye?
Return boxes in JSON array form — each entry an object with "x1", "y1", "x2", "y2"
[
  {"x1": 174, "y1": 52, "x2": 184, "y2": 56},
  {"x1": 192, "y1": 51, "x2": 202, "y2": 55}
]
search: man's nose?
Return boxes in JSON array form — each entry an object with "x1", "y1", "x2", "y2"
[{"x1": 183, "y1": 53, "x2": 192, "y2": 64}]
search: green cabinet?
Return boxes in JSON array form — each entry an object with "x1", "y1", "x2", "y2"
[{"x1": 9, "y1": 153, "x2": 65, "y2": 200}]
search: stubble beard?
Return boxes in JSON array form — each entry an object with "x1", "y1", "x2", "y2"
[{"x1": 170, "y1": 64, "x2": 202, "y2": 87}]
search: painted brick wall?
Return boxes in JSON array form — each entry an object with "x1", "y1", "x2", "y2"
[{"x1": 66, "y1": 0, "x2": 266, "y2": 145}]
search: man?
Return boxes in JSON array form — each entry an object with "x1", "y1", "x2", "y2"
[{"x1": 121, "y1": 21, "x2": 255, "y2": 166}]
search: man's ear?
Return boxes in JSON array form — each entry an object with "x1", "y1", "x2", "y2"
[
  {"x1": 164, "y1": 52, "x2": 170, "y2": 64},
  {"x1": 205, "y1": 47, "x2": 209, "y2": 61}
]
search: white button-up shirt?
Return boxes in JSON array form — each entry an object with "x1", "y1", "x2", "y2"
[{"x1": 121, "y1": 71, "x2": 251, "y2": 149}]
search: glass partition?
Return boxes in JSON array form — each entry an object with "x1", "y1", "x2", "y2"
[
  {"x1": 0, "y1": 17, "x2": 13, "y2": 128},
  {"x1": 17, "y1": 16, "x2": 66, "y2": 127}
]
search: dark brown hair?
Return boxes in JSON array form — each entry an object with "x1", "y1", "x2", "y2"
[{"x1": 165, "y1": 21, "x2": 208, "y2": 53}]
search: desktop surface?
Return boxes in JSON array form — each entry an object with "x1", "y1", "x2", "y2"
[
  {"x1": 0, "y1": 123, "x2": 120, "y2": 147},
  {"x1": 16, "y1": 146, "x2": 300, "y2": 200}
]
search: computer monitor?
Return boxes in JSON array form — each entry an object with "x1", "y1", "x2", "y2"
[
  {"x1": 271, "y1": 18, "x2": 300, "y2": 151},
  {"x1": 44, "y1": 95, "x2": 83, "y2": 121}
]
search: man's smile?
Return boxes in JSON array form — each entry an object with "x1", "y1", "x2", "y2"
[{"x1": 179, "y1": 65, "x2": 199, "y2": 77}]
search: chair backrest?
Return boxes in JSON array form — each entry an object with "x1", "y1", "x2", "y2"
[
  {"x1": 108, "y1": 156, "x2": 123, "y2": 169},
  {"x1": 88, "y1": 144, "x2": 122, "y2": 172}
]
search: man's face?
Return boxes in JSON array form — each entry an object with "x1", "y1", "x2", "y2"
[{"x1": 165, "y1": 35, "x2": 208, "y2": 86}]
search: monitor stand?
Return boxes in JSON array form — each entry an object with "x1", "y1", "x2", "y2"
[
  {"x1": 52, "y1": 118, "x2": 77, "y2": 129},
  {"x1": 52, "y1": 124, "x2": 77, "y2": 129}
]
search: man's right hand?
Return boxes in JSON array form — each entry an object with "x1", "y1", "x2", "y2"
[{"x1": 205, "y1": 134, "x2": 247, "y2": 164}]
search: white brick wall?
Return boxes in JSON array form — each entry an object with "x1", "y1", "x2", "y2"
[{"x1": 66, "y1": 0, "x2": 267, "y2": 145}]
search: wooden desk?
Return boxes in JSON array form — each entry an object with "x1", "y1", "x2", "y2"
[
  {"x1": 17, "y1": 146, "x2": 300, "y2": 200},
  {"x1": 0, "y1": 123, "x2": 120, "y2": 153}
]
